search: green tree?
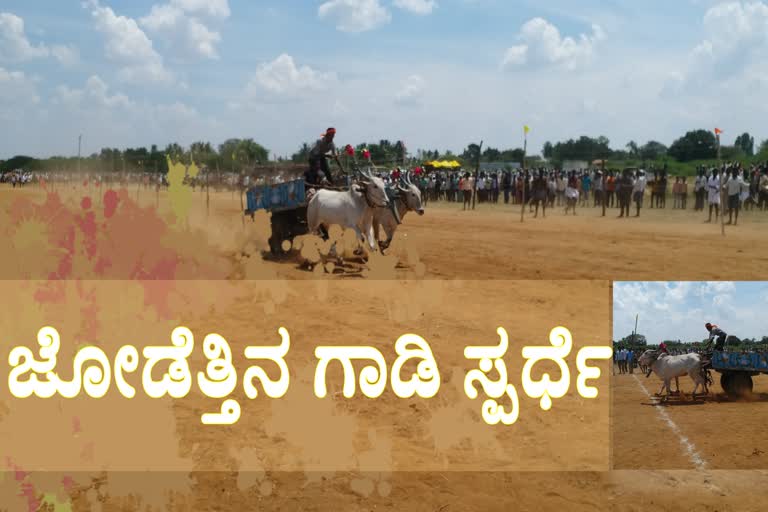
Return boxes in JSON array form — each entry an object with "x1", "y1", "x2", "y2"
[
  {"x1": 542, "y1": 141, "x2": 554, "y2": 159},
  {"x1": 667, "y1": 129, "x2": 717, "y2": 162},
  {"x1": 720, "y1": 145, "x2": 745, "y2": 160},
  {"x1": 482, "y1": 147, "x2": 501, "y2": 162},
  {"x1": 639, "y1": 141, "x2": 668, "y2": 161},
  {"x1": 626, "y1": 140, "x2": 639, "y2": 157},
  {"x1": 615, "y1": 334, "x2": 647, "y2": 348},
  {"x1": 758, "y1": 140, "x2": 768, "y2": 159},
  {"x1": 462, "y1": 144, "x2": 482, "y2": 162},
  {"x1": 734, "y1": 132, "x2": 755, "y2": 156},
  {"x1": 291, "y1": 142, "x2": 312, "y2": 163}
]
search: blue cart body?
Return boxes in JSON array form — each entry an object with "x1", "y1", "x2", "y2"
[
  {"x1": 246, "y1": 179, "x2": 307, "y2": 213},
  {"x1": 711, "y1": 351, "x2": 768, "y2": 374}
]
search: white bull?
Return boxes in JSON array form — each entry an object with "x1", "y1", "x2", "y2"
[
  {"x1": 373, "y1": 173, "x2": 425, "y2": 251},
  {"x1": 638, "y1": 350, "x2": 708, "y2": 398},
  {"x1": 306, "y1": 168, "x2": 389, "y2": 253}
]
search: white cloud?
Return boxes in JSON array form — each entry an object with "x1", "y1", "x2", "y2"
[
  {"x1": 318, "y1": 0, "x2": 391, "y2": 33},
  {"x1": 393, "y1": 0, "x2": 438, "y2": 15},
  {"x1": 140, "y1": 2, "x2": 226, "y2": 59},
  {"x1": 699, "y1": 281, "x2": 736, "y2": 296},
  {"x1": 395, "y1": 74, "x2": 426, "y2": 106},
  {"x1": 0, "y1": 67, "x2": 40, "y2": 121},
  {"x1": 664, "y1": 1, "x2": 768, "y2": 95},
  {"x1": 85, "y1": 0, "x2": 173, "y2": 84},
  {"x1": 243, "y1": 54, "x2": 337, "y2": 102},
  {"x1": 42, "y1": 74, "x2": 213, "y2": 155},
  {"x1": 51, "y1": 44, "x2": 79, "y2": 66},
  {"x1": 501, "y1": 17, "x2": 605, "y2": 71},
  {"x1": 170, "y1": 0, "x2": 230, "y2": 19},
  {"x1": 613, "y1": 282, "x2": 766, "y2": 346},
  {"x1": 54, "y1": 75, "x2": 134, "y2": 110},
  {"x1": 0, "y1": 12, "x2": 50, "y2": 62},
  {"x1": 141, "y1": 4, "x2": 184, "y2": 31}
]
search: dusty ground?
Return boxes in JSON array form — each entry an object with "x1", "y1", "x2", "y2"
[
  {"x1": 609, "y1": 366, "x2": 768, "y2": 511},
  {"x1": 612, "y1": 367, "x2": 768, "y2": 470},
  {"x1": 1, "y1": 278, "x2": 611, "y2": 510},
  {"x1": 3, "y1": 185, "x2": 768, "y2": 281},
  {"x1": 2, "y1": 184, "x2": 768, "y2": 510}
]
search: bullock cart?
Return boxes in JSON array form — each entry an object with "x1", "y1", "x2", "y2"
[
  {"x1": 244, "y1": 178, "x2": 310, "y2": 255},
  {"x1": 710, "y1": 350, "x2": 768, "y2": 398}
]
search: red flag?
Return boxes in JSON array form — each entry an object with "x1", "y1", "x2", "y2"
[{"x1": 714, "y1": 128, "x2": 723, "y2": 135}]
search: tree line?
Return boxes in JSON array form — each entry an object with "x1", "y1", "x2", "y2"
[
  {"x1": 0, "y1": 138, "x2": 269, "y2": 174},
  {"x1": 3, "y1": 129, "x2": 767, "y2": 175}
]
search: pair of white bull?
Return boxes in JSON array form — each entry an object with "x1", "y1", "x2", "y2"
[
  {"x1": 307, "y1": 169, "x2": 424, "y2": 254},
  {"x1": 638, "y1": 349, "x2": 709, "y2": 399}
]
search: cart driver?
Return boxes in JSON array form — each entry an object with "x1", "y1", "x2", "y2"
[
  {"x1": 705, "y1": 323, "x2": 727, "y2": 352},
  {"x1": 308, "y1": 127, "x2": 342, "y2": 185}
]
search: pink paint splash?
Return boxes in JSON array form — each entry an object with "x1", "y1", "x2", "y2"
[
  {"x1": 6, "y1": 459, "x2": 42, "y2": 512},
  {"x1": 103, "y1": 189, "x2": 119, "y2": 219}
]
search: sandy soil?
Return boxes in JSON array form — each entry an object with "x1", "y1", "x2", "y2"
[
  {"x1": 0, "y1": 278, "x2": 611, "y2": 510},
  {"x1": 3, "y1": 186, "x2": 768, "y2": 281},
  {"x1": 612, "y1": 368, "x2": 768, "y2": 470},
  {"x1": 2, "y1": 184, "x2": 767, "y2": 511}
]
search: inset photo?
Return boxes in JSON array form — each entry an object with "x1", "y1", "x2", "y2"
[{"x1": 611, "y1": 281, "x2": 768, "y2": 470}]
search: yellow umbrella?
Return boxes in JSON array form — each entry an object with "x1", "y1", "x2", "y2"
[{"x1": 450, "y1": 160, "x2": 462, "y2": 168}]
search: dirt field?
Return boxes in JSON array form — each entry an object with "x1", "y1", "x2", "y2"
[
  {"x1": 2, "y1": 183, "x2": 768, "y2": 511},
  {"x1": 612, "y1": 368, "x2": 768, "y2": 470},
  {"x1": 3, "y1": 185, "x2": 768, "y2": 281},
  {"x1": 0, "y1": 277, "x2": 612, "y2": 510}
]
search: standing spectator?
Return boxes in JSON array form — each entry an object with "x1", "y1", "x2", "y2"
[
  {"x1": 581, "y1": 171, "x2": 592, "y2": 206},
  {"x1": 707, "y1": 168, "x2": 721, "y2": 223},
  {"x1": 606, "y1": 171, "x2": 616, "y2": 208},
  {"x1": 565, "y1": 171, "x2": 579, "y2": 215},
  {"x1": 593, "y1": 171, "x2": 604, "y2": 207},
  {"x1": 461, "y1": 172, "x2": 473, "y2": 210},
  {"x1": 617, "y1": 347, "x2": 627, "y2": 374},
  {"x1": 617, "y1": 169, "x2": 633, "y2": 218},
  {"x1": 547, "y1": 172, "x2": 557, "y2": 207},
  {"x1": 531, "y1": 170, "x2": 548, "y2": 218},
  {"x1": 694, "y1": 169, "x2": 706, "y2": 211},
  {"x1": 556, "y1": 172, "x2": 567, "y2": 206},
  {"x1": 633, "y1": 170, "x2": 647, "y2": 217},
  {"x1": 724, "y1": 167, "x2": 747, "y2": 225},
  {"x1": 681, "y1": 176, "x2": 688, "y2": 210},
  {"x1": 502, "y1": 171, "x2": 511, "y2": 204},
  {"x1": 672, "y1": 176, "x2": 681, "y2": 209}
]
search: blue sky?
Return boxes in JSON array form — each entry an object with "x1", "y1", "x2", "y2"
[
  {"x1": 613, "y1": 282, "x2": 768, "y2": 345},
  {"x1": 2, "y1": 0, "x2": 767, "y2": 159}
]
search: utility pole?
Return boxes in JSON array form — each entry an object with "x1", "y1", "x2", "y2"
[{"x1": 633, "y1": 314, "x2": 639, "y2": 346}]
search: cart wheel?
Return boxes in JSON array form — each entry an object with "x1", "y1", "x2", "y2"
[
  {"x1": 730, "y1": 373, "x2": 753, "y2": 398},
  {"x1": 268, "y1": 236, "x2": 283, "y2": 255},
  {"x1": 720, "y1": 373, "x2": 732, "y2": 395}
]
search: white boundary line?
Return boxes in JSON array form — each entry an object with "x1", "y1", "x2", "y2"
[{"x1": 632, "y1": 374, "x2": 708, "y2": 470}]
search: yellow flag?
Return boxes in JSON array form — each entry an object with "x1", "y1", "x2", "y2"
[{"x1": 524, "y1": 125, "x2": 530, "y2": 135}]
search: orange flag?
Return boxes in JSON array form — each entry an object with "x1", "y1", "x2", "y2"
[{"x1": 714, "y1": 128, "x2": 723, "y2": 135}]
